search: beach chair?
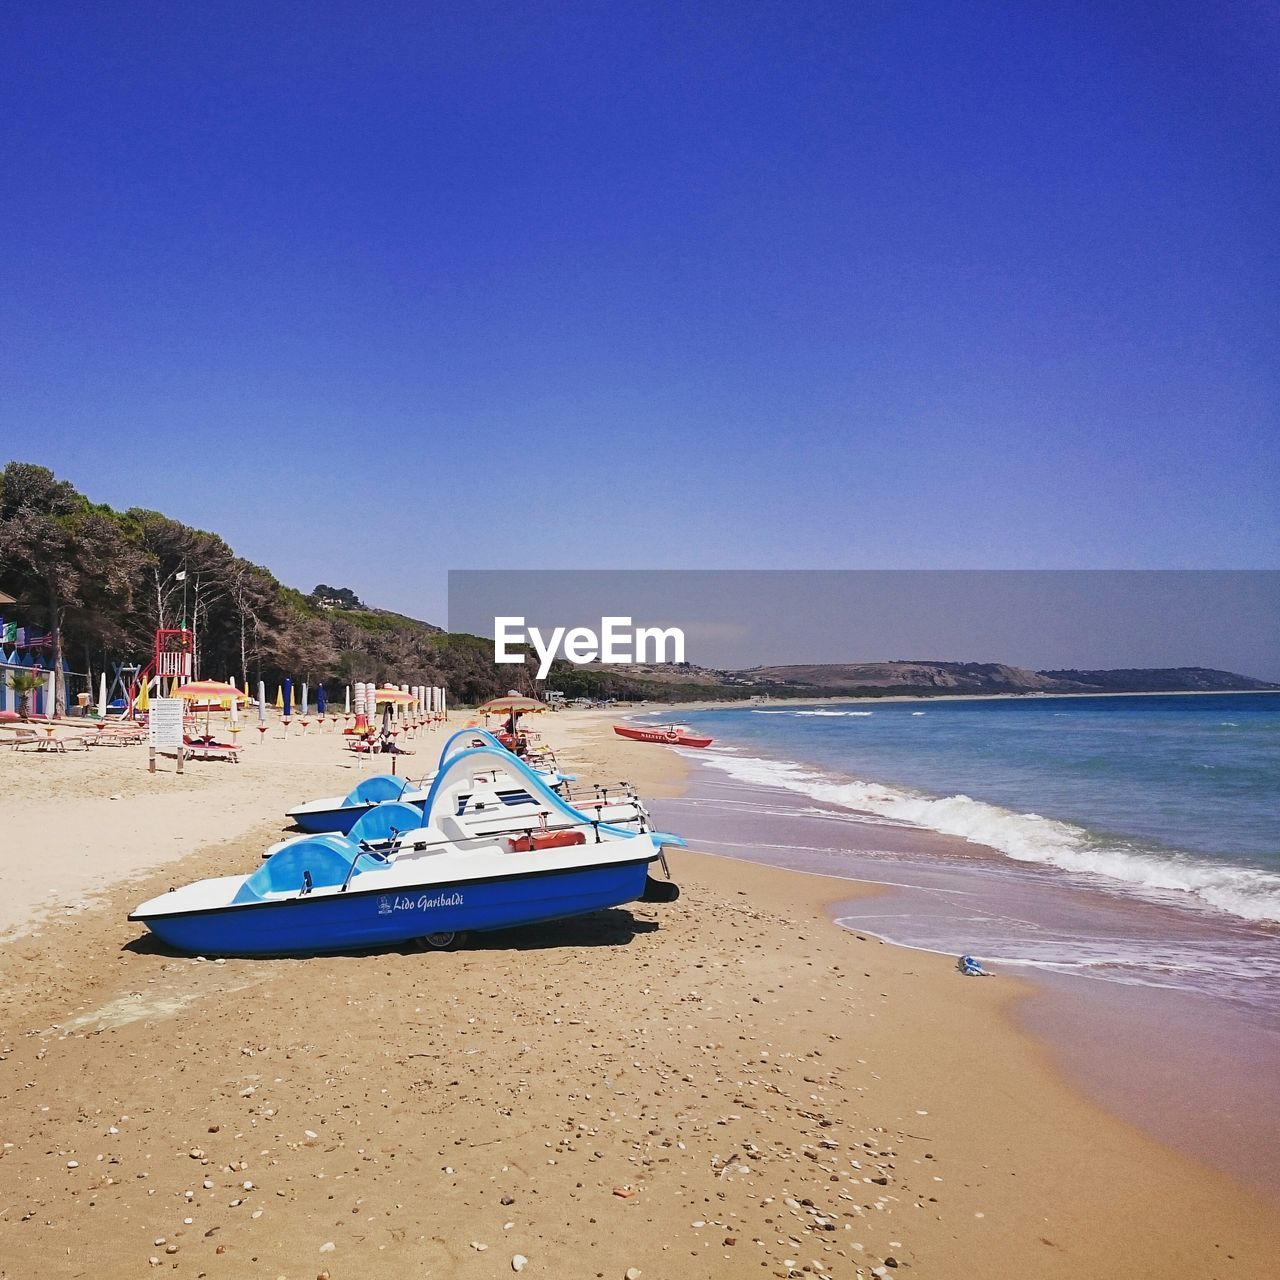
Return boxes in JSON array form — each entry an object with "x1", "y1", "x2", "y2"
[
  {"x1": 94, "y1": 721, "x2": 146, "y2": 746},
  {"x1": 183, "y1": 736, "x2": 240, "y2": 764},
  {"x1": 12, "y1": 728, "x2": 67, "y2": 752}
]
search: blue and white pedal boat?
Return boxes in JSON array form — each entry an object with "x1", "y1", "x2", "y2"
[
  {"x1": 286, "y1": 729, "x2": 573, "y2": 834},
  {"x1": 266, "y1": 766, "x2": 649, "y2": 862},
  {"x1": 131, "y1": 746, "x2": 681, "y2": 957}
]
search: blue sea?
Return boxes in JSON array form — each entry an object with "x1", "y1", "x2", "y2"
[{"x1": 663, "y1": 693, "x2": 1280, "y2": 924}]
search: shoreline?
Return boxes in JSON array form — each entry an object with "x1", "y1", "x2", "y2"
[
  {"x1": 610, "y1": 686, "x2": 1280, "y2": 715},
  {"x1": 638, "y1": 714, "x2": 1280, "y2": 1205},
  {"x1": 1, "y1": 709, "x2": 1277, "y2": 1276}
]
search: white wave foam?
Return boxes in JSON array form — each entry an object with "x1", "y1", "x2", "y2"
[
  {"x1": 827, "y1": 917, "x2": 1280, "y2": 991},
  {"x1": 697, "y1": 752, "x2": 1280, "y2": 923}
]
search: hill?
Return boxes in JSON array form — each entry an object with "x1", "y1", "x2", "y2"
[
  {"x1": 541, "y1": 658, "x2": 1277, "y2": 702},
  {"x1": 725, "y1": 661, "x2": 1278, "y2": 697}
]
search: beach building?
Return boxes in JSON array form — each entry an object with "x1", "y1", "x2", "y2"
[{"x1": 0, "y1": 590, "x2": 63, "y2": 717}]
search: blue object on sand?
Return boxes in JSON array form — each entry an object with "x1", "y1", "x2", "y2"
[{"x1": 958, "y1": 954, "x2": 991, "y2": 976}]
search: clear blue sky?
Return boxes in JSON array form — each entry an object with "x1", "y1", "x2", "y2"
[{"x1": 4, "y1": 1, "x2": 1276, "y2": 623}]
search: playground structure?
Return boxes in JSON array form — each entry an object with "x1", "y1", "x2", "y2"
[{"x1": 127, "y1": 628, "x2": 193, "y2": 714}]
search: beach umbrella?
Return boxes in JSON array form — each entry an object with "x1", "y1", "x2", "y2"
[
  {"x1": 136, "y1": 677, "x2": 150, "y2": 712},
  {"x1": 301, "y1": 681, "x2": 309, "y2": 718},
  {"x1": 476, "y1": 693, "x2": 545, "y2": 739},
  {"x1": 257, "y1": 680, "x2": 267, "y2": 722},
  {"x1": 174, "y1": 680, "x2": 248, "y2": 703},
  {"x1": 274, "y1": 684, "x2": 283, "y2": 710},
  {"x1": 476, "y1": 695, "x2": 547, "y2": 716},
  {"x1": 344, "y1": 686, "x2": 351, "y2": 715},
  {"x1": 97, "y1": 671, "x2": 107, "y2": 718},
  {"x1": 175, "y1": 679, "x2": 248, "y2": 740},
  {"x1": 372, "y1": 687, "x2": 415, "y2": 705},
  {"x1": 317, "y1": 685, "x2": 327, "y2": 715},
  {"x1": 283, "y1": 678, "x2": 293, "y2": 718}
]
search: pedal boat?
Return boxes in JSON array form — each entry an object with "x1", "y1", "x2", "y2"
[
  {"x1": 285, "y1": 729, "x2": 572, "y2": 834},
  {"x1": 130, "y1": 746, "x2": 682, "y2": 957},
  {"x1": 265, "y1": 772, "x2": 650, "y2": 862}
]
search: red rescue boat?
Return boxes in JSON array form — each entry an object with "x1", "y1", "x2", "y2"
[{"x1": 613, "y1": 722, "x2": 714, "y2": 749}]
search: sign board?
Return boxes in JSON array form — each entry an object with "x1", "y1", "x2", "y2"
[
  {"x1": 148, "y1": 697, "x2": 185, "y2": 773},
  {"x1": 149, "y1": 698, "x2": 185, "y2": 748}
]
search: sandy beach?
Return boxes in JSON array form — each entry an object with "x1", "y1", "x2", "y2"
[{"x1": 1, "y1": 709, "x2": 1278, "y2": 1278}]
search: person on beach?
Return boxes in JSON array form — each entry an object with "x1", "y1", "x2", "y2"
[{"x1": 378, "y1": 725, "x2": 411, "y2": 754}]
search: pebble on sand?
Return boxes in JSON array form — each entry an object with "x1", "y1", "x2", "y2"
[{"x1": 511, "y1": 1255, "x2": 527, "y2": 1272}]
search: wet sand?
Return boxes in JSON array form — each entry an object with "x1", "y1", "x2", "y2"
[
  {"x1": 654, "y1": 758, "x2": 1280, "y2": 1204},
  {"x1": 0, "y1": 709, "x2": 1277, "y2": 1277}
]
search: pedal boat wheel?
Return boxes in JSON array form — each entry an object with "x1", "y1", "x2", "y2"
[{"x1": 420, "y1": 930, "x2": 465, "y2": 951}]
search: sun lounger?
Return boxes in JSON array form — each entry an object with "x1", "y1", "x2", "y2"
[
  {"x1": 183, "y1": 736, "x2": 240, "y2": 763},
  {"x1": 92, "y1": 722, "x2": 147, "y2": 746},
  {"x1": 10, "y1": 728, "x2": 68, "y2": 752}
]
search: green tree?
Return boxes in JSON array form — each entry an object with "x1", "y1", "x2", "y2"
[
  {"x1": 0, "y1": 463, "x2": 140, "y2": 714},
  {"x1": 5, "y1": 668, "x2": 44, "y2": 720}
]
